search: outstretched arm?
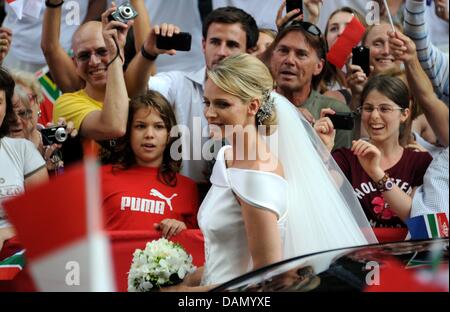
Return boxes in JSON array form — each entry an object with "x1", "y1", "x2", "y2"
[
  {"x1": 123, "y1": 0, "x2": 155, "y2": 97},
  {"x1": 41, "y1": 0, "x2": 83, "y2": 92},
  {"x1": 128, "y1": 23, "x2": 180, "y2": 95},
  {"x1": 79, "y1": 6, "x2": 131, "y2": 140},
  {"x1": 389, "y1": 30, "x2": 449, "y2": 147},
  {"x1": 130, "y1": 0, "x2": 150, "y2": 53},
  {"x1": 82, "y1": 0, "x2": 106, "y2": 23},
  {"x1": 404, "y1": 0, "x2": 449, "y2": 103}
]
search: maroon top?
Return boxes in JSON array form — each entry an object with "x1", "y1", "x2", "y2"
[{"x1": 333, "y1": 148, "x2": 432, "y2": 228}]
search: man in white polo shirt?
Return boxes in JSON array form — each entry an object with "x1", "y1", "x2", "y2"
[{"x1": 141, "y1": 7, "x2": 259, "y2": 184}]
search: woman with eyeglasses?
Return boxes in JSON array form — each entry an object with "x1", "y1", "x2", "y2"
[
  {"x1": 0, "y1": 67, "x2": 48, "y2": 252},
  {"x1": 314, "y1": 75, "x2": 432, "y2": 231},
  {"x1": 8, "y1": 71, "x2": 77, "y2": 174}
]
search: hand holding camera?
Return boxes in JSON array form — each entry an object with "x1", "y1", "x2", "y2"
[
  {"x1": 102, "y1": 2, "x2": 137, "y2": 63},
  {"x1": 346, "y1": 52, "x2": 370, "y2": 98},
  {"x1": 276, "y1": 0, "x2": 304, "y2": 30},
  {"x1": 40, "y1": 125, "x2": 68, "y2": 146},
  {"x1": 39, "y1": 120, "x2": 77, "y2": 172},
  {"x1": 314, "y1": 108, "x2": 339, "y2": 152}
]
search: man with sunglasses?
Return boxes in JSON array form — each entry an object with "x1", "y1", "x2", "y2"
[
  {"x1": 52, "y1": 6, "x2": 132, "y2": 143},
  {"x1": 270, "y1": 20, "x2": 352, "y2": 149}
]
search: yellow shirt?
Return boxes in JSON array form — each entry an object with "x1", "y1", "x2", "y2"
[{"x1": 53, "y1": 90, "x2": 103, "y2": 131}]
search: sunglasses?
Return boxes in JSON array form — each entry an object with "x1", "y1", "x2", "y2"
[
  {"x1": 75, "y1": 48, "x2": 109, "y2": 62},
  {"x1": 281, "y1": 20, "x2": 322, "y2": 37}
]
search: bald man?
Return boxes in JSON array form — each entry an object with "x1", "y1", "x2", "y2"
[{"x1": 53, "y1": 13, "x2": 132, "y2": 141}]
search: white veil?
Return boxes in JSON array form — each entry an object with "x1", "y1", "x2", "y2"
[{"x1": 266, "y1": 92, "x2": 378, "y2": 262}]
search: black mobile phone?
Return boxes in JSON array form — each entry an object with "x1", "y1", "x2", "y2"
[
  {"x1": 286, "y1": 0, "x2": 303, "y2": 16},
  {"x1": 156, "y1": 32, "x2": 192, "y2": 51},
  {"x1": 352, "y1": 46, "x2": 370, "y2": 77},
  {"x1": 327, "y1": 112, "x2": 355, "y2": 130}
]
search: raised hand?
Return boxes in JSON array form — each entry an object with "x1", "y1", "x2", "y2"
[
  {"x1": 101, "y1": 5, "x2": 134, "y2": 63},
  {"x1": 41, "y1": 118, "x2": 77, "y2": 172},
  {"x1": 388, "y1": 30, "x2": 417, "y2": 64},
  {"x1": 154, "y1": 218, "x2": 187, "y2": 239},
  {"x1": 351, "y1": 139, "x2": 385, "y2": 181},
  {"x1": 0, "y1": 27, "x2": 12, "y2": 64},
  {"x1": 141, "y1": 23, "x2": 182, "y2": 58},
  {"x1": 435, "y1": 0, "x2": 449, "y2": 22},
  {"x1": 276, "y1": 1, "x2": 304, "y2": 30},
  {"x1": 314, "y1": 108, "x2": 336, "y2": 152},
  {"x1": 346, "y1": 57, "x2": 370, "y2": 97},
  {"x1": 304, "y1": 0, "x2": 323, "y2": 24}
]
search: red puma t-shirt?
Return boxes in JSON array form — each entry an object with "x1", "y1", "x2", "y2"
[
  {"x1": 101, "y1": 165, "x2": 199, "y2": 231},
  {"x1": 332, "y1": 148, "x2": 432, "y2": 228}
]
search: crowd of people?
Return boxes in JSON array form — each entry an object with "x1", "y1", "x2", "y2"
[{"x1": 0, "y1": 0, "x2": 448, "y2": 288}]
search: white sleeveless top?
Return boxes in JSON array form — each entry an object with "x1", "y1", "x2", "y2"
[{"x1": 198, "y1": 146, "x2": 288, "y2": 286}]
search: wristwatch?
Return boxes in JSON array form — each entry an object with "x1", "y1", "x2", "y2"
[{"x1": 375, "y1": 173, "x2": 394, "y2": 192}]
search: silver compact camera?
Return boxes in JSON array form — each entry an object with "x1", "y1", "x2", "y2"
[
  {"x1": 108, "y1": 2, "x2": 138, "y2": 24},
  {"x1": 40, "y1": 126, "x2": 68, "y2": 146}
]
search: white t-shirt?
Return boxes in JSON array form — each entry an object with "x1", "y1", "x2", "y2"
[
  {"x1": 111, "y1": 0, "x2": 205, "y2": 73},
  {"x1": 2, "y1": 0, "x2": 88, "y2": 66},
  {"x1": 0, "y1": 137, "x2": 45, "y2": 228}
]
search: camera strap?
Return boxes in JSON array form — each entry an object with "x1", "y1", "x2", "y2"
[{"x1": 106, "y1": 38, "x2": 123, "y2": 68}]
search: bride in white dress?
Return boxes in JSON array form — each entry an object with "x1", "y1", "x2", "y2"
[{"x1": 172, "y1": 54, "x2": 377, "y2": 290}]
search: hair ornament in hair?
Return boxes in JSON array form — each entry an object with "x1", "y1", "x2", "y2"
[{"x1": 256, "y1": 90, "x2": 274, "y2": 124}]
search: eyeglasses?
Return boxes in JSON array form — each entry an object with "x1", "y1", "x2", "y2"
[
  {"x1": 281, "y1": 20, "x2": 322, "y2": 37},
  {"x1": 14, "y1": 108, "x2": 34, "y2": 120},
  {"x1": 357, "y1": 104, "x2": 404, "y2": 114},
  {"x1": 75, "y1": 48, "x2": 109, "y2": 62}
]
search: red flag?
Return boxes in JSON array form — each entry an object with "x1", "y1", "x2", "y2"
[
  {"x1": 3, "y1": 161, "x2": 115, "y2": 291},
  {"x1": 326, "y1": 16, "x2": 366, "y2": 69}
]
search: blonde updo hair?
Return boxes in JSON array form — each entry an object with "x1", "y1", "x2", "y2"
[{"x1": 207, "y1": 53, "x2": 277, "y2": 130}]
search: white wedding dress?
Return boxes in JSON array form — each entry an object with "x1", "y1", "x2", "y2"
[
  {"x1": 198, "y1": 145, "x2": 288, "y2": 286},
  {"x1": 198, "y1": 92, "x2": 377, "y2": 286}
]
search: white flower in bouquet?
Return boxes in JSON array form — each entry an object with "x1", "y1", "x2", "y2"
[{"x1": 128, "y1": 238, "x2": 196, "y2": 292}]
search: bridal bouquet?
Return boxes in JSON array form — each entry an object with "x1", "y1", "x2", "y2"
[{"x1": 128, "y1": 238, "x2": 196, "y2": 292}]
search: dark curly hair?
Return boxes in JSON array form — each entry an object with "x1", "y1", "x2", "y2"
[
  {"x1": 113, "y1": 90, "x2": 181, "y2": 187},
  {"x1": 0, "y1": 66, "x2": 15, "y2": 138}
]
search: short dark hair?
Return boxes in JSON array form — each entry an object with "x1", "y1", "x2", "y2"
[
  {"x1": 272, "y1": 24, "x2": 326, "y2": 90},
  {"x1": 202, "y1": 6, "x2": 259, "y2": 50},
  {"x1": 113, "y1": 90, "x2": 181, "y2": 187},
  {"x1": 0, "y1": 67, "x2": 16, "y2": 138}
]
